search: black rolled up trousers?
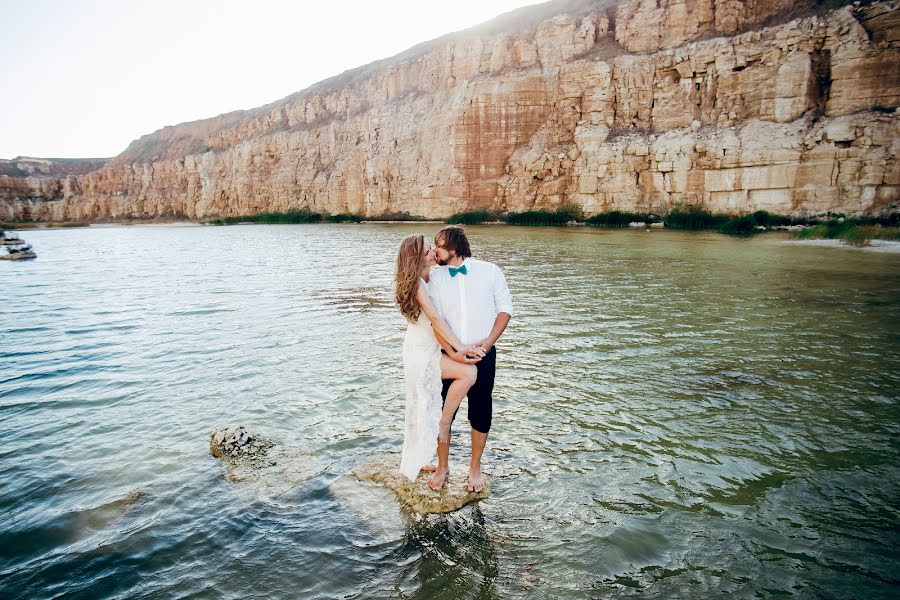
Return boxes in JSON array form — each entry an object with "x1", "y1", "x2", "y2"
[{"x1": 441, "y1": 346, "x2": 496, "y2": 434}]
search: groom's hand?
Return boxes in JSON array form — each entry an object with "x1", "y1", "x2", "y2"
[
  {"x1": 452, "y1": 348, "x2": 482, "y2": 364},
  {"x1": 463, "y1": 344, "x2": 487, "y2": 358},
  {"x1": 475, "y1": 339, "x2": 493, "y2": 353},
  {"x1": 454, "y1": 345, "x2": 485, "y2": 363}
]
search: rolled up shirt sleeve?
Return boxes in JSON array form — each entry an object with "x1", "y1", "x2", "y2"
[{"x1": 492, "y1": 264, "x2": 513, "y2": 316}]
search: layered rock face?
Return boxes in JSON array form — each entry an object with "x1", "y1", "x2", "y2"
[{"x1": 2, "y1": 0, "x2": 898, "y2": 221}]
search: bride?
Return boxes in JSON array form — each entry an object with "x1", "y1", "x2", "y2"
[{"x1": 395, "y1": 234, "x2": 484, "y2": 491}]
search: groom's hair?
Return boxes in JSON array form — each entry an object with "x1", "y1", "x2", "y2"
[{"x1": 436, "y1": 225, "x2": 471, "y2": 258}]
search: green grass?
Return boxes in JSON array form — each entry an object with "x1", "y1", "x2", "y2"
[
  {"x1": 749, "y1": 210, "x2": 796, "y2": 227},
  {"x1": 503, "y1": 210, "x2": 572, "y2": 226},
  {"x1": 797, "y1": 222, "x2": 900, "y2": 247},
  {"x1": 665, "y1": 208, "x2": 811, "y2": 236},
  {"x1": 585, "y1": 211, "x2": 654, "y2": 228},
  {"x1": 718, "y1": 215, "x2": 760, "y2": 235},
  {"x1": 366, "y1": 211, "x2": 429, "y2": 221},
  {"x1": 446, "y1": 209, "x2": 496, "y2": 225},
  {"x1": 665, "y1": 208, "x2": 731, "y2": 230},
  {"x1": 206, "y1": 210, "x2": 368, "y2": 225},
  {"x1": 503, "y1": 202, "x2": 582, "y2": 227},
  {"x1": 206, "y1": 210, "x2": 324, "y2": 225},
  {"x1": 323, "y1": 213, "x2": 363, "y2": 223}
]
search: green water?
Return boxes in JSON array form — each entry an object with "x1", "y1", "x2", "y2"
[{"x1": 1, "y1": 224, "x2": 898, "y2": 598}]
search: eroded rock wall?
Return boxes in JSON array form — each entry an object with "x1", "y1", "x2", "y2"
[{"x1": 1, "y1": 0, "x2": 897, "y2": 221}]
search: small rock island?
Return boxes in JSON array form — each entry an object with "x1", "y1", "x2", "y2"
[{"x1": 354, "y1": 454, "x2": 491, "y2": 514}]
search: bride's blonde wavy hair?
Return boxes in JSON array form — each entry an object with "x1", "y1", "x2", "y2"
[{"x1": 395, "y1": 234, "x2": 426, "y2": 323}]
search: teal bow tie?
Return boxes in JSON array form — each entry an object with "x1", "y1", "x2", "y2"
[{"x1": 449, "y1": 264, "x2": 468, "y2": 277}]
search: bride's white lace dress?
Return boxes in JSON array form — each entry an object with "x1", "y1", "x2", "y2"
[{"x1": 399, "y1": 283, "x2": 443, "y2": 481}]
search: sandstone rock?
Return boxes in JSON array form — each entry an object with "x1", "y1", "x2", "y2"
[
  {"x1": 353, "y1": 454, "x2": 490, "y2": 514},
  {"x1": 614, "y1": 0, "x2": 804, "y2": 54},
  {"x1": 1, "y1": 1, "x2": 897, "y2": 222}
]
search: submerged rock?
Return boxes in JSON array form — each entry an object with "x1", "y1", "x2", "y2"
[
  {"x1": 210, "y1": 425, "x2": 275, "y2": 463},
  {"x1": 209, "y1": 425, "x2": 318, "y2": 488},
  {"x1": 353, "y1": 454, "x2": 490, "y2": 514}
]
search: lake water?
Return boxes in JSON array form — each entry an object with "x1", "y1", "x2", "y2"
[{"x1": 2, "y1": 224, "x2": 899, "y2": 599}]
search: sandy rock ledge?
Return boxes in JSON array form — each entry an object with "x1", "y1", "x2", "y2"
[{"x1": 354, "y1": 454, "x2": 491, "y2": 514}]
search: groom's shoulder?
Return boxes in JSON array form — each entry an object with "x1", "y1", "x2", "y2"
[{"x1": 470, "y1": 257, "x2": 503, "y2": 272}]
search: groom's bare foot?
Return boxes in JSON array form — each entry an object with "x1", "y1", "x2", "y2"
[
  {"x1": 420, "y1": 464, "x2": 437, "y2": 473},
  {"x1": 428, "y1": 467, "x2": 449, "y2": 491},
  {"x1": 467, "y1": 466, "x2": 485, "y2": 493}
]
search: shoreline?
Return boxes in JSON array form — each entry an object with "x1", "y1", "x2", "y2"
[
  {"x1": 4, "y1": 220, "x2": 900, "y2": 253},
  {"x1": 783, "y1": 239, "x2": 900, "y2": 253}
]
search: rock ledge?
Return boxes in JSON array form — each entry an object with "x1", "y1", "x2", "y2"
[{"x1": 354, "y1": 454, "x2": 490, "y2": 514}]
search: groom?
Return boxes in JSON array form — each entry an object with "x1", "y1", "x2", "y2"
[{"x1": 429, "y1": 225, "x2": 512, "y2": 493}]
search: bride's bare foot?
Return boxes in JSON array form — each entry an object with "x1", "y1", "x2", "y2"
[
  {"x1": 428, "y1": 467, "x2": 449, "y2": 491},
  {"x1": 467, "y1": 466, "x2": 485, "y2": 493},
  {"x1": 420, "y1": 464, "x2": 437, "y2": 473}
]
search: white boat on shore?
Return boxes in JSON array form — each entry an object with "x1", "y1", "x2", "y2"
[
  {"x1": 1, "y1": 231, "x2": 36, "y2": 260},
  {"x1": 1, "y1": 244, "x2": 37, "y2": 260}
]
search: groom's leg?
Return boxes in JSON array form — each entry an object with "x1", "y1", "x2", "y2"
[
  {"x1": 467, "y1": 347, "x2": 496, "y2": 434},
  {"x1": 467, "y1": 348, "x2": 496, "y2": 492}
]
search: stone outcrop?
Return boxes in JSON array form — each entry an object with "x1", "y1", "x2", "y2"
[
  {"x1": 209, "y1": 425, "x2": 318, "y2": 488},
  {"x1": 354, "y1": 454, "x2": 491, "y2": 514},
  {"x1": 1, "y1": 0, "x2": 897, "y2": 221}
]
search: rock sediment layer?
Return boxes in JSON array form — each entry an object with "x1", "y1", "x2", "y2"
[{"x1": 2, "y1": 0, "x2": 897, "y2": 221}]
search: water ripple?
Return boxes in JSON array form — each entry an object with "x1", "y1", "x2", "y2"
[{"x1": 0, "y1": 225, "x2": 898, "y2": 598}]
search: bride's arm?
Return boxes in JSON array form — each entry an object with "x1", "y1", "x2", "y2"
[{"x1": 434, "y1": 328, "x2": 482, "y2": 364}]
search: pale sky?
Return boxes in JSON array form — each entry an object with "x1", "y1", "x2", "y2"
[{"x1": 0, "y1": 0, "x2": 541, "y2": 159}]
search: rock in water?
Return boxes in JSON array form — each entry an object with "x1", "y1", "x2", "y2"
[
  {"x1": 209, "y1": 425, "x2": 318, "y2": 488},
  {"x1": 353, "y1": 454, "x2": 490, "y2": 514}
]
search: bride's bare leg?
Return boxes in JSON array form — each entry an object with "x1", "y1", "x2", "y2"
[{"x1": 429, "y1": 355, "x2": 476, "y2": 491}]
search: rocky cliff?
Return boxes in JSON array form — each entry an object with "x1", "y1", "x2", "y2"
[{"x1": 2, "y1": 0, "x2": 898, "y2": 221}]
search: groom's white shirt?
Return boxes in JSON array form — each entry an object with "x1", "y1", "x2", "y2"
[{"x1": 428, "y1": 257, "x2": 513, "y2": 346}]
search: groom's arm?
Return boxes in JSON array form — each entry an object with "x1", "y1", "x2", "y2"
[
  {"x1": 478, "y1": 265, "x2": 513, "y2": 351},
  {"x1": 478, "y1": 312, "x2": 511, "y2": 352}
]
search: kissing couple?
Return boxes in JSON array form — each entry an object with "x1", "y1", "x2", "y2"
[{"x1": 394, "y1": 225, "x2": 512, "y2": 492}]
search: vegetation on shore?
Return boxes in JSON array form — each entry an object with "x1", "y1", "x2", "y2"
[
  {"x1": 446, "y1": 203, "x2": 583, "y2": 226},
  {"x1": 442, "y1": 205, "x2": 900, "y2": 245},
  {"x1": 503, "y1": 204, "x2": 582, "y2": 226},
  {"x1": 0, "y1": 221, "x2": 90, "y2": 229},
  {"x1": 584, "y1": 210, "x2": 660, "y2": 227},
  {"x1": 206, "y1": 210, "x2": 324, "y2": 225},
  {"x1": 367, "y1": 211, "x2": 430, "y2": 222},
  {"x1": 446, "y1": 209, "x2": 497, "y2": 225},
  {"x1": 203, "y1": 209, "x2": 437, "y2": 225},
  {"x1": 6, "y1": 206, "x2": 897, "y2": 247},
  {"x1": 796, "y1": 221, "x2": 900, "y2": 247}
]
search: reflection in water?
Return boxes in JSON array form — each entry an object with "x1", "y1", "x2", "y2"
[
  {"x1": 1, "y1": 224, "x2": 898, "y2": 598},
  {"x1": 401, "y1": 506, "x2": 501, "y2": 600}
]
